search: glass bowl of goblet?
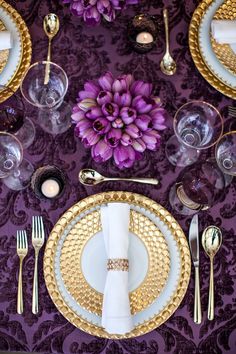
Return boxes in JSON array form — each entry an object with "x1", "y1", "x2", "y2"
[
  {"x1": 215, "y1": 131, "x2": 236, "y2": 177},
  {"x1": 0, "y1": 85, "x2": 35, "y2": 149},
  {"x1": 166, "y1": 101, "x2": 224, "y2": 167},
  {"x1": 20, "y1": 61, "x2": 71, "y2": 135}
]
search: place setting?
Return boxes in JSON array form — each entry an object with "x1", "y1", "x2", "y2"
[{"x1": 0, "y1": 0, "x2": 235, "y2": 352}]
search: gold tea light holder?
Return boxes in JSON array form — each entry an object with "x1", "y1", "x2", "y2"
[{"x1": 128, "y1": 14, "x2": 158, "y2": 53}]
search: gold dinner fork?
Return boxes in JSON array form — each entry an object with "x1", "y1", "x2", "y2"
[
  {"x1": 228, "y1": 106, "x2": 236, "y2": 118},
  {"x1": 32, "y1": 216, "x2": 45, "y2": 314},
  {"x1": 17, "y1": 230, "x2": 28, "y2": 314}
]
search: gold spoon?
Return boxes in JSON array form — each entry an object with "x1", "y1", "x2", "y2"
[
  {"x1": 43, "y1": 14, "x2": 60, "y2": 84},
  {"x1": 78, "y1": 168, "x2": 159, "y2": 186},
  {"x1": 202, "y1": 226, "x2": 222, "y2": 320},
  {"x1": 160, "y1": 9, "x2": 176, "y2": 75}
]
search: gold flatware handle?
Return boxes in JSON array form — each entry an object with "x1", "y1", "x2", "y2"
[
  {"x1": 44, "y1": 39, "x2": 51, "y2": 85},
  {"x1": 32, "y1": 253, "x2": 39, "y2": 314},
  {"x1": 104, "y1": 177, "x2": 159, "y2": 185},
  {"x1": 194, "y1": 266, "x2": 202, "y2": 324},
  {"x1": 17, "y1": 259, "x2": 23, "y2": 314},
  {"x1": 163, "y1": 9, "x2": 170, "y2": 55},
  {"x1": 208, "y1": 257, "x2": 214, "y2": 320}
]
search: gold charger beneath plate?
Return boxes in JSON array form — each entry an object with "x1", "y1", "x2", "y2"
[
  {"x1": 0, "y1": 0, "x2": 32, "y2": 103},
  {"x1": 44, "y1": 191, "x2": 191, "y2": 339},
  {"x1": 189, "y1": 0, "x2": 236, "y2": 99},
  {"x1": 0, "y1": 19, "x2": 9, "y2": 75},
  {"x1": 211, "y1": 0, "x2": 236, "y2": 76},
  {"x1": 60, "y1": 209, "x2": 170, "y2": 316}
]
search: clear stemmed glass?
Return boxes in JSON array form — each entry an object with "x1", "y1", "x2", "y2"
[
  {"x1": 20, "y1": 61, "x2": 71, "y2": 135},
  {"x1": 0, "y1": 85, "x2": 35, "y2": 149},
  {"x1": 169, "y1": 160, "x2": 225, "y2": 215},
  {"x1": 166, "y1": 101, "x2": 224, "y2": 167},
  {"x1": 0, "y1": 132, "x2": 34, "y2": 190},
  {"x1": 215, "y1": 131, "x2": 236, "y2": 178}
]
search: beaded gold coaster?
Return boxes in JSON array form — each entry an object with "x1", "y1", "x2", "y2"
[{"x1": 0, "y1": 19, "x2": 9, "y2": 75}]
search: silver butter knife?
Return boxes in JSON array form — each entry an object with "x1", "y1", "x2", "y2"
[{"x1": 189, "y1": 214, "x2": 202, "y2": 324}]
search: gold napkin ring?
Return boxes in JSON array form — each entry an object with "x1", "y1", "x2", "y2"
[{"x1": 107, "y1": 258, "x2": 129, "y2": 271}]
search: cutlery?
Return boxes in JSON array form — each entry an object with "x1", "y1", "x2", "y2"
[
  {"x1": 16, "y1": 230, "x2": 28, "y2": 314},
  {"x1": 160, "y1": 9, "x2": 176, "y2": 76},
  {"x1": 43, "y1": 14, "x2": 60, "y2": 85},
  {"x1": 202, "y1": 226, "x2": 222, "y2": 320},
  {"x1": 189, "y1": 214, "x2": 202, "y2": 324},
  {"x1": 78, "y1": 168, "x2": 159, "y2": 186},
  {"x1": 32, "y1": 216, "x2": 45, "y2": 314},
  {"x1": 228, "y1": 106, "x2": 236, "y2": 118}
]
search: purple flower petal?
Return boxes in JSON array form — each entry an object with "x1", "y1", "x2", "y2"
[
  {"x1": 114, "y1": 145, "x2": 136, "y2": 168},
  {"x1": 97, "y1": 90, "x2": 113, "y2": 105},
  {"x1": 112, "y1": 78, "x2": 128, "y2": 93},
  {"x1": 84, "y1": 6, "x2": 101, "y2": 25},
  {"x1": 105, "y1": 128, "x2": 122, "y2": 147},
  {"x1": 132, "y1": 138, "x2": 146, "y2": 152},
  {"x1": 82, "y1": 128, "x2": 100, "y2": 147},
  {"x1": 125, "y1": 123, "x2": 141, "y2": 138},
  {"x1": 132, "y1": 95, "x2": 154, "y2": 114},
  {"x1": 121, "y1": 133, "x2": 132, "y2": 146},
  {"x1": 142, "y1": 131, "x2": 161, "y2": 150},
  {"x1": 75, "y1": 119, "x2": 92, "y2": 137},
  {"x1": 85, "y1": 106, "x2": 103, "y2": 119},
  {"x1": 120, "y1": 107, "x2": 137, "y2": 124},
  {"x1": 91, "y1": 139, "x2": 113, "y2": 162},
  {"x1": 130, "y1": 81, "x2": 153, "y2": 97},
  {"x1": 71, "y1": 110, "x2": 85, "y2": 123},
  {"x1": 78, "y1": 98, "x2": 97, "y2": 111},
  {"x1": 93, "y1": 117, "x2": 111, "y2": 134},
  {"x1": 102, "y1": 102, "x2": 119, "y2": 117},
  {"x1": 98, "y1": 72, "x2": 114, "y2": 91},
  {"x1": 113, "y1": 91, "x2": 132, "y2": 106},
  {"x1": 135, "y1": 114, "x2": 152, "y2": 131},
  {"x1": 112, "y1": 118, "x2": 124, "y2": 129}
]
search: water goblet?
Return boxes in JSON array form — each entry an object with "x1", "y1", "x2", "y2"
[
  {"x1": 166, "y1": 101, "x2": 224, "y2": 167},
  {"x1": 20, "y1": 61, "x2": 71, "y2": 135},
  {"x1": 169, "y1": 160, "x2": 225, "y2": 215},
  {"x1": 0, "y1": 86, "x2": 35, "y2": 149},
  {"x1": 0, "y1": 132, "x2": 34, "y2": 190},
  {"x1": 215, "y1": 131, "x2": 236, "y2": 178}
]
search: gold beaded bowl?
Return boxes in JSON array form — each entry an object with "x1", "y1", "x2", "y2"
[{"x1": 44, "y1": 191, "x2": 191, "y2": 339}]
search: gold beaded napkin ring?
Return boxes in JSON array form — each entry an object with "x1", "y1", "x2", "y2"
[{"x1": 107, "y1": 259, "x2": 129, "y2": 271}]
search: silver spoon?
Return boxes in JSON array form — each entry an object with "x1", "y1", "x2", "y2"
[
  {"x1": 160, "y1": 9, "x2": 176, "y2": 75},
  {"x1": 78, "y1": 169, "x2": 159, "y2": 186},
  {"x1": 202, "y1": 226, "x2": 222, "y2": 320}
]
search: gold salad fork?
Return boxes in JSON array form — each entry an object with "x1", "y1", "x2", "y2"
[
  {"x1": 17, "y1": 230, "x2": 28, "y2": 314},
  {"x1": 228, "y1": 106, "x2": 236, "y2": 118},
  {"x1": 32, "y1": 216, "x2": 45, "y2": 314}
]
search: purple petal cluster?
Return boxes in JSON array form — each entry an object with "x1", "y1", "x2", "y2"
[
  {"x1": 62, "y1": 0, "x2": 139, "y2": 25},
  {"x1": 72, "y1": 72, "x2": 166, "y2": 169}
]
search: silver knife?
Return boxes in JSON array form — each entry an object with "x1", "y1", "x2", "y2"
[{"x1": 189, "y1": 214, "x2": 202, "y2": 324}]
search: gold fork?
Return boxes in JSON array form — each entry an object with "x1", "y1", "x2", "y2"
[
  {"x1": 228, "y1": 106, "x2": 236, "y2": 117},
  {"x1": 32, "y1": 216, "x2": 45, "y2": 314},
  {"x1": 17, "y1": 230, "x2": 28, "y2": 314}
]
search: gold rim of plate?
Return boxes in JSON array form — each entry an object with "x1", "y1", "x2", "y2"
[
  {"x1": 60, "y1": 209, "x2": 170, "y2": 316},
  {"x1": 0, "y1": 0, "x2": 32, "y2": 103},
  {"x1": 189, "y1": 0, "x2": 236, "y2": 100},
  {"x1": 44, "y1": 191, "x2": 191, "y2": 339},
  {"x1": 0, "y1": 19, "x2": 9, "y2": 74},
  {"x1": 211, "y1": 0, "x2": 236, "y2": 76}
]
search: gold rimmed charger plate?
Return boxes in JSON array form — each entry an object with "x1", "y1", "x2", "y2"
[
  {"x1": 60, "y1": 209, "x2": 170, "y2": 316},
  {"x1": 211, "y1": 0, "x2": 236, "y2": 76},
  {"x1": 189, "y1": 0, "x2": 236, "y2": 99},
  {"x1": 0, "y1": 19, "x2": 9, "y2": 74},
  {"x1": 44, "y1": 191, "x2": 191, "y2": 339},
  {"x1": 0, "y1": 0, "x2": 32, "y2": 103}
]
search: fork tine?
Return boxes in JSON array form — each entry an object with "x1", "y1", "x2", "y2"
[
  {"x1": 23, "y1": 230, "x2": 28, "y2": 250},
  {"x1": 32, "y1": 216, "x2": 36, "y2": 239},
  {"x1": 39, "y1": 216, "x2": 45, "y2": 240},
  {"x1": 36, "y1": 216, "x2": 40, "y2": 238},
  {"x1": 17, "y1": 231, "x2": 19, "y2": 249}
]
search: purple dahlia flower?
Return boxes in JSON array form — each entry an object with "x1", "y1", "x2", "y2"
[
  {"x1": 72, "y1": 72, "x2": 167, "y2": 169},
  {"x1": 62, "y1": 0, "x2": 139, "y2": 25}
]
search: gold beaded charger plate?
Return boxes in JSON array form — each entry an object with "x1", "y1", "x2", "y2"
[
  {"x1": 0, "y1": 19, "x2": 9, "y2": 74},
  {"x1": 0, "y1": 0, "x2": 32, "y2": 103},
  {"x1": 44, "y1": 192, "x2": 191, "y2": 339},
  {"x1": 189, "y1": 0, "x2": 236, "y2": 99}
]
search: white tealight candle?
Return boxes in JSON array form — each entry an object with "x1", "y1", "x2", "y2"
[
  {"x1": 136, "y1": 31, "x2": 154, "y2": 44},
  {"x1": 41, "y1": 179, "x2": 60, "y2": 198}
]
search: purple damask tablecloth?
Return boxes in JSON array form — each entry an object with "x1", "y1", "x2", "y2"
[{"x1": 0, "y1": 0, "x2": 236, "y2": 353}]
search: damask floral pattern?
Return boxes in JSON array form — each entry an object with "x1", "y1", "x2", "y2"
[{"x1": 0, "y1": 0, "x2": 235, "y2": 353}]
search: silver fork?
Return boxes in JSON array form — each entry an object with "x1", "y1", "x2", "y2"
[
  {"x1": 32, "y1": 216, "x2": 45, "y2": 314},
  {"x1": 16, "y1": 230, "x2": 28, "y2": 314},
  {"x1": 228, "y1": 106, "x2": 236, "y2": 117}
]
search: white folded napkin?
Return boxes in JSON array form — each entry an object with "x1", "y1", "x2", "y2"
[
  {"x1": 211, "y1": 20, "x2": 236, "y2": 44},
  {"x1": 101, "y1": 203, "x2": 133, "y2": 335},
  {"x1": 0, "y1": 30, "x2": 13, "y2": 51}
]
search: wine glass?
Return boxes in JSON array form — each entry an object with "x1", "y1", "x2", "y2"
[
  {"x1": 166, "y1": 101, "x2": 224, "y2": 167},
  {"x1": 215, "y1": 131, "x2": 236, "y2": 177},
  {"x1": 0, "y1": 132, "x2": 34, "y2": 190},
  {"x1": 20, "y1": 61, "x2": 71, "y2": 135},
  {"x1": 0, "y1": 85, "x2": 35, "y2": 149},
  {"x1": 169, "y1": 160, "x2": 225, "y2": 215}
]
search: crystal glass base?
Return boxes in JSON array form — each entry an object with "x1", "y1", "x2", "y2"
[
  {"x1": 3, "y1": 159, "x2": 34, "y2": 190},
  {"x1": 14, "y1": 117, "x2": 35, "y2": 149},
  {"x1": 38, "y1": 101, "x2": 71, "y2": 135},
  {"x1": 169, "y1": 183, "x2": 200, "y2": 216},
  {"x1": 165, "y1": 135, "x2": 200, "y2": 167}
]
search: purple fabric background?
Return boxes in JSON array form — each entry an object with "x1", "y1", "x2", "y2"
[{"x1": 0, "y1": 0, "x2": 236, "y2": 353}]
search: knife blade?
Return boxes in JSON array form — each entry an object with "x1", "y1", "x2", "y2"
[
  {"x1": 189, "y1": 213, "x2": 202, "y2": 324},
  {"x1": 189, "y1": 214, "x2": 199, "y2": 266}
]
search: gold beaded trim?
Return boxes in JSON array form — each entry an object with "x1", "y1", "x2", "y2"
[{"x1": 107, "y1": 258, "x2": 129, "y2": 271}]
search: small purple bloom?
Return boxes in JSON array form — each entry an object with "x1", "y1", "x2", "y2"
[
  {"x1": 102, "y1": 102, "x2": 119, "y2": 117},
  {"x1": 85, "y1": 106, "x2": 103, "y2": 119},
  {"x1": 132, "y1": 138, "x2": 146, "y2": 152},
  {"x1": 105, "y1": 128, "x2": 122, "y2": 147},
  {"x1": 93, "y1": 117, "x2": 111, "y2": 134},
  {"x1": 125, "y1": 123, "x2": 141, "y2": 138},
  {"x1": 142, "y1": 131, "x2": 161, "y2": 150},
  {"x1": 121, "y1": 133, "x2": 132, "y2": 146},
  {"x1": 83, "y1": 6, "x2": 101, "y2": 25},
  {"x1": 75, "y1": 119, "x2": 92, "y2": 137},
  {"x1": 112, "y1": 118, "x2": 124, "y2": 129},
  {"x1": 114, "y1": 145, "x2": 136, "y2": 168},
  {"x1": 120, "y1": 107, "x2": 136, "y2": 124},
  {"x1": 113, "y1": 91, "x2": 132, "y2": 106},
  {"x1": 98, "y1": 72, "x2": 114, "y2": 91},
  {"x1": 92, "y1": 139, "x2": 113, "y2": 162},
  {"x1": 132, "y1": 95, "x2": 154, "y2": 114},
  {"x1": 130, "y1": 80, "x2": 152, "y2": 97},
  {"x1": 135, "y1": 114, "x2": 152, "y2": 131},
  {"x1": 71, "y1": 110, "x2": 85, "y2": 123},
  {"x1": 97, "y1": 91, "x2": 113, "y2": 105},
  {"x1": 82, "y1": 128, "x2": 100, "y2": 147}
]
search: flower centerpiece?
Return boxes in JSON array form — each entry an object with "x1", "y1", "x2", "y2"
[
  {"x1": 72, "y1": 72, "x2": 166, "y2": 169},
  {"x1": 62, "y1": 0, "x2": 139, "y2": 26}
]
